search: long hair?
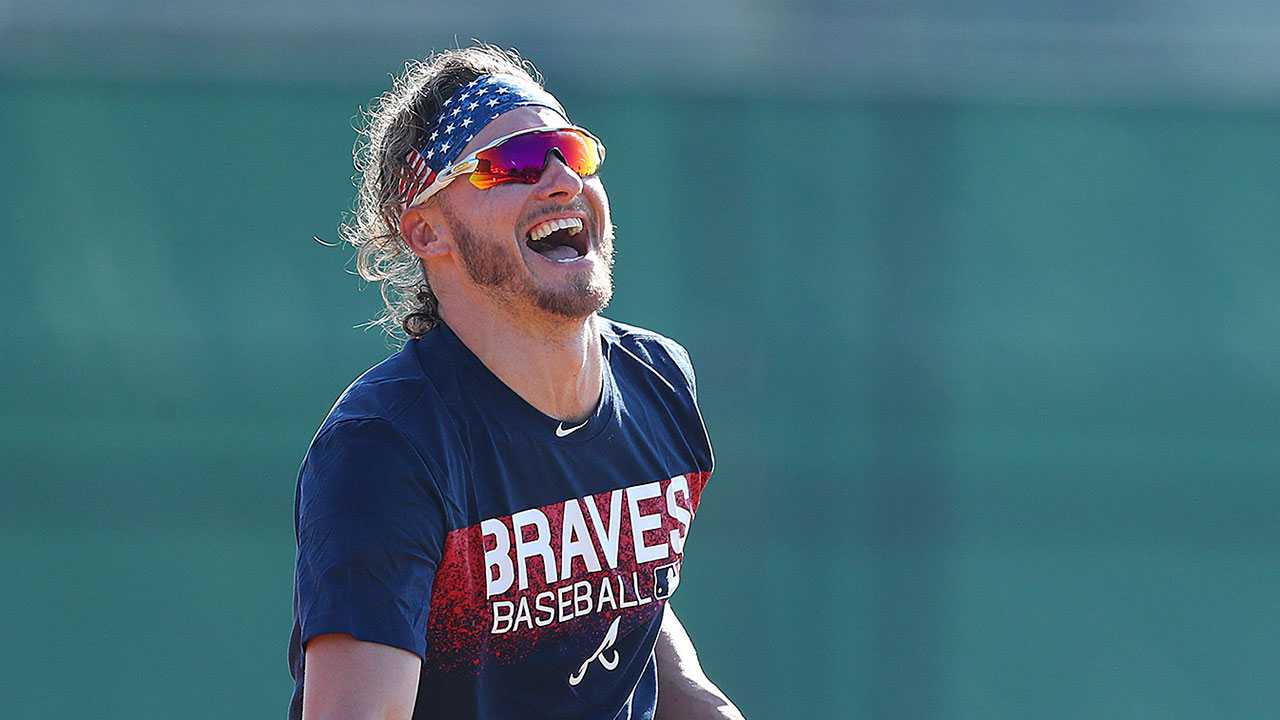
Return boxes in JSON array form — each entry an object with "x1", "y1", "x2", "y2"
[{"x1": 341, "y1": 44, "x2": 544, "y2": 339}]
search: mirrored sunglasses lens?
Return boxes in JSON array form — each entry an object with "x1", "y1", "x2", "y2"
[{"x1": 469, "y1": 130, "x2": 600, "y2": 189}]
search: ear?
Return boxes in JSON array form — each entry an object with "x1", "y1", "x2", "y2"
[{"x1": 399, "y1": 207, "x2": 451, "y2": 260}]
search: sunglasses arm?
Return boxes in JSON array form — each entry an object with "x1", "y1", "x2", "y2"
[{"x1": 406, "y1": 158, "x2": 478, "y2": 208}]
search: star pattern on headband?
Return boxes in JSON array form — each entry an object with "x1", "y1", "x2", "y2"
[{"x1": 397, "y1": 74, "x2": 566, "y2": 204}]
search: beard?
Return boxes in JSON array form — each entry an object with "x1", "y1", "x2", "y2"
[{"x1": 445, "y1": 203, "x2": 615, "y2": 319}]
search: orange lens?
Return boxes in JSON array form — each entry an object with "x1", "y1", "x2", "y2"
[{"x1": 468, "y1": 128, "x2": 604, "y2": 190}]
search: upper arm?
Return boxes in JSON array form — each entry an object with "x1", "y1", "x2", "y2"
[
  {"x1": 294, "y1": 419, "x2": 447, "y2": 718},
  {"x1": 302, "y1": 633, "x2": 422, "y2": 720},
  {"x1": 655, "y1": 605, "x2": 746, "y2": 720},
  {"x1": 656, "y1": 604, "x2": 713, "y2": 687},
  {"x1": 295, "y1": 418, "x2": 446, "y2": 657}
]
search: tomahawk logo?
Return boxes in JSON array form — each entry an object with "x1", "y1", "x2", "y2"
[{"x1": 568, "y1": 616, "x2": 622, "y2": 686}]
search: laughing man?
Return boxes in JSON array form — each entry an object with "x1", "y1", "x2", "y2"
[{"x1": 289, "y1": 44, "x2": 746, "y2": 720}]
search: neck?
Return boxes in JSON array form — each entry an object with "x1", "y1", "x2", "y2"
[{"x1": 441, "y1": 301, "x2": 604, "y2": 423}]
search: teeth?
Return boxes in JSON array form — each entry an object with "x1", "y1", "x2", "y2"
[{"x1": 527, "y1": 217, "x2": 584, "y2": 242}]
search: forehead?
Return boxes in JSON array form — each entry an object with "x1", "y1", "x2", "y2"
[{"x1": 459, "y1": 105, "x2": 569, "y2": 157}]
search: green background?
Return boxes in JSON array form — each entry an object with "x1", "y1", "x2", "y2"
[{"x1": 2, "y1": 29, "x2": 1279, "y2": 720}]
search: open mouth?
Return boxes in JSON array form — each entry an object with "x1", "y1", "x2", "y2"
[{"x1": 525, "y1": 217, "x2": 588, "y2": 262}]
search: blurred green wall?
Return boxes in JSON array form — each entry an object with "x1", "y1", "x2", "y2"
[{"x1": 1, "y1": 75, "x2": 1277, "y2": 719}]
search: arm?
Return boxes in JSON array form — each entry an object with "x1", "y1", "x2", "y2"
[
  {"x1": 295, "y1": 419, "x2": 444, "y2": 719},
  {"x1": 655, "y1": 605, "x2": 747, "y2": 720},
  {"x1": 302, "y1": 633, "x2": 422, "y2": 720}
]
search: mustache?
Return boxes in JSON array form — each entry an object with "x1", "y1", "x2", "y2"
[{"x1": 520, "y1": 199, "x2": 597, "y2": 229}]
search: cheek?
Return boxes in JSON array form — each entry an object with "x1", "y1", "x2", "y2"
[
  {"x1": 469, "y1": 187, "x2": 529, "y2": 236},
  {"x1": 586, "y1": 182, "x2": 611, "y2": 223}
]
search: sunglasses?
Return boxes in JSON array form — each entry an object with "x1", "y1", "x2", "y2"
[{"x1": 406, "y1": 126, "x2": 605, "y2": 207}]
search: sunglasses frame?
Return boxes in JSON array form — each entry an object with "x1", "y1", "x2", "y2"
[{"x1": 405, "y1": 125, "x2": 605, "y2": 208}]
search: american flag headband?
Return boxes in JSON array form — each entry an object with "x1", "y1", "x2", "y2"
[{"x1": 398, "y1": 74, "x2": 566, "y2": 208}]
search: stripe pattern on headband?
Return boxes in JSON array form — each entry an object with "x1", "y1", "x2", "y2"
[{"x1": 398, "y1": 74, "x2": 566, "y2": 205}]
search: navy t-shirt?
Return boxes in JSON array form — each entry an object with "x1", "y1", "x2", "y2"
[{"x1": 289, "y1": 319, "x2": 714, "y2": 720}]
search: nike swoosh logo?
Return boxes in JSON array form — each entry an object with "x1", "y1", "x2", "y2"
[{"x1": 555, "y1": 419, "x2": 589, "y2": 437}]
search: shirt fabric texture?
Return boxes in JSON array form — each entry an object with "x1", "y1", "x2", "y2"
[{"x1": 289, "y1": 318, "x2": 714, "y2": 720}]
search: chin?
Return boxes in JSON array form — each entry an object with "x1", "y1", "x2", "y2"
[{"x1": 533, "y1": 274, "x2": 613, "y2": 319}]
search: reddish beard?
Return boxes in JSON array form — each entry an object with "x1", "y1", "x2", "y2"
[{"x1": 444, "y1": 203, "x2": 615, "y2": 319}]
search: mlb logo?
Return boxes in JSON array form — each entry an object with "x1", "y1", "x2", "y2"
[{"x1": 653, "y1": 562, "x2": 680, "y2": 599}]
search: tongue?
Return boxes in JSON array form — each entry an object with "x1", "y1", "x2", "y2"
[{"x1": 538, "y1": 244, "x2": 581, "y2": 262}]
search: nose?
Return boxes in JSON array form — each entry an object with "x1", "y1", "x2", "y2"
[{"x1": 535, "y1": 149, "x2": 584, "y2": 201}]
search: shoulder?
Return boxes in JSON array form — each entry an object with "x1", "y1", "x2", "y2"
[
  {"x1": 304, "y1": 342, "x2": 434, "y2": 485},
  {"x1": 319, "y1": 341, "x2": 430, "y2": 430},
  {"x1": 306, "y1": 334, "x2": 469, "y2": 480},
  {"x1": 599, "y1": 317, "x2": 714, "y2": 472},
  {"x1": 600, "y1": 318, "x2": 698, "y2": 394},
  {"x1": 300, "y1": 335, "x2": 468, "y2": 523},
  {"x1": 316, "y1": 331, "x2": 470, "y2": 434}
]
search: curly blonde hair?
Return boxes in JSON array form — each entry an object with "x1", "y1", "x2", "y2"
[{"x1": 341, "y1": 44, "x2": 544, "y2": 338}]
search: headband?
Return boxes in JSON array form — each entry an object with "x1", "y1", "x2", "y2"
[{"x1": 398, "y1": 73, "x2": 567, "y2": 205}]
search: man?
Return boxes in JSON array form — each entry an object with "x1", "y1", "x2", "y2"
[{"x1": 289, "y1": 44, "x2": 746, "y2": 720}]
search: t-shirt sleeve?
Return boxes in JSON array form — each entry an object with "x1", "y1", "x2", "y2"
[
  {"x1": 666, "y1": 341, "x2": 698, "y2": 400},
  {"x1": 293, "y1": 417, "x2": 448, "y2": 659}
]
